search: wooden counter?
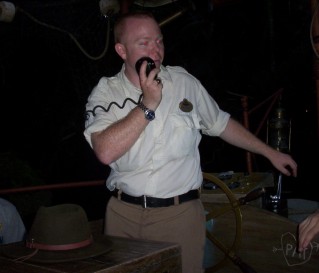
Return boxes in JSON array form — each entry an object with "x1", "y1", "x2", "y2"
[
  {"x1": 0, "y1": 235, "x2": 182, "y2": 273},
  {"x1": 203, "y1": 204, "x2": 319, "y2": 273}
]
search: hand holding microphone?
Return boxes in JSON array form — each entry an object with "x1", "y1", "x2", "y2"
[
  {"x1": 135, "y1": 57, "x2": 162, "y2": 111},
  {"x1": 135, "y1": 57, "x2": 162, "y2": 84}
]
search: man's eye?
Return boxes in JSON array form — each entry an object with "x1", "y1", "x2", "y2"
[{"x1": 140, "y1": 41, "x2": 148, "y2": 46}]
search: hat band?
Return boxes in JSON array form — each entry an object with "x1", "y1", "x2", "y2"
[{"x1": 26, "y1": 235, "x2": 93, "y2": 251}]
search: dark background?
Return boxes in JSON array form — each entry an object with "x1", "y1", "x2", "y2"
[{"x1": 0, "y1": 0, "x2": 318, "y2": 224}]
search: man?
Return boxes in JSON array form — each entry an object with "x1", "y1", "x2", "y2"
[
  {"x1": 84, "y1": 11, "x2": 297, "y2": 272},
  {"x1": 0, "y1": 198, "x2": 26, "y2": 244}
]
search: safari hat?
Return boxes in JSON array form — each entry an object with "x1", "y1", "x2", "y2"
[{"x1": 1, "y1": 204, "x2": 112, "y2": 263}]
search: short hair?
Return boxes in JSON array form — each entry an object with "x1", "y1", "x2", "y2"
[{"x1": 113, "y1": 11, "x2": 157, "y2": 43}]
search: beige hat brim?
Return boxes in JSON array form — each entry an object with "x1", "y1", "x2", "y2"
[{"x1": 1, "y1": 234, "x2": 112, "y2": 263}]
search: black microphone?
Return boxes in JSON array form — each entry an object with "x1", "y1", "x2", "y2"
[{"x1": 135, "y1": 57, "x2": 156, "y2": 77}]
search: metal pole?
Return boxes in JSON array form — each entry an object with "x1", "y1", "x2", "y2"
[{"x1": 241, "y1": 96, "x2": 253, "y2": 174}]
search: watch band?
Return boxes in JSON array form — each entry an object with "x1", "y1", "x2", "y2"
[
  {"x1": 138, "y1": 102, "x2": 148, "y2": 112},
  {"x1": 138, "y1": 102, "x2": 155, "y2": 121}
]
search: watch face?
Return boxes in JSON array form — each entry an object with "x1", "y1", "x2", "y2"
[{"x1": 145, "y1": 109, "x2": 155, "y2": 121}]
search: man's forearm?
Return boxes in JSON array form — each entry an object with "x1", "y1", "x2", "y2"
[{"x1": 91, "y1": 106, "x2": 149, "y2": 165}]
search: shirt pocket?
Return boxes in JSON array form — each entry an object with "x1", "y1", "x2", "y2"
[{"x1": 164, "y1": 113, "x2": 202, "y2": 159}]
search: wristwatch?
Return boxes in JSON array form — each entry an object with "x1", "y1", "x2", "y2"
[{"x1": 138, "y1": 102, "x2": 155, "y2": 121}]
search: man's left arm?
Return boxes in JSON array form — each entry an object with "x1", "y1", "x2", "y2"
[{"x1": 219, "y1": 118, "x2": 297, "y2": 177}]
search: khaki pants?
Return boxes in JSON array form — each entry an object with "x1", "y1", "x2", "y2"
[{"x1": 105, "y1": 197, "x2": 206, "y2": 273}]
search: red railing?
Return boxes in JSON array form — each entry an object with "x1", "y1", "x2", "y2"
[{"x1": 0, "y1": 180, "x2": 105, "y2": 195}]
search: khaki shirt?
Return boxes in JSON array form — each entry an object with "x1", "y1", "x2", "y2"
[{"x1": 84, "y1": 65, "x2": 230, "y2": 198}]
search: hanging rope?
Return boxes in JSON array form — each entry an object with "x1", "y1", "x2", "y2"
[{"x1": 16, "y1": 5, "x2": 111, "y2": 61}]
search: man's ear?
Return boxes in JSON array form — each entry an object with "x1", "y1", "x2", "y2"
[{"x1": 115, "y1": 43, "x2": 126, "y2": 59}]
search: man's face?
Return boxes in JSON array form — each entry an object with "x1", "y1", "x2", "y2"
[{"x1": 116, "y1": 17, "x2": 164, "y2": 76}]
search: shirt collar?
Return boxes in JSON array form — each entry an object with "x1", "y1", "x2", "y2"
[
  {"x1": 118, "y1": 64, "x2": 140, "y2": 94},
  {"x1": 118, "y1": 63, "x2": 173, "y2": 93}
]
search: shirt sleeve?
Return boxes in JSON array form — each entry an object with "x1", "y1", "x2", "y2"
[
  {"x1": 197, "y1": 85, "x2": 230, "y2": 136},
  {"x1": 83, "y1": 77, "x2": 119, "y2": 148},
  {"x1": 0, "y1": 198, "x2": 26, "y2": 244}
]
